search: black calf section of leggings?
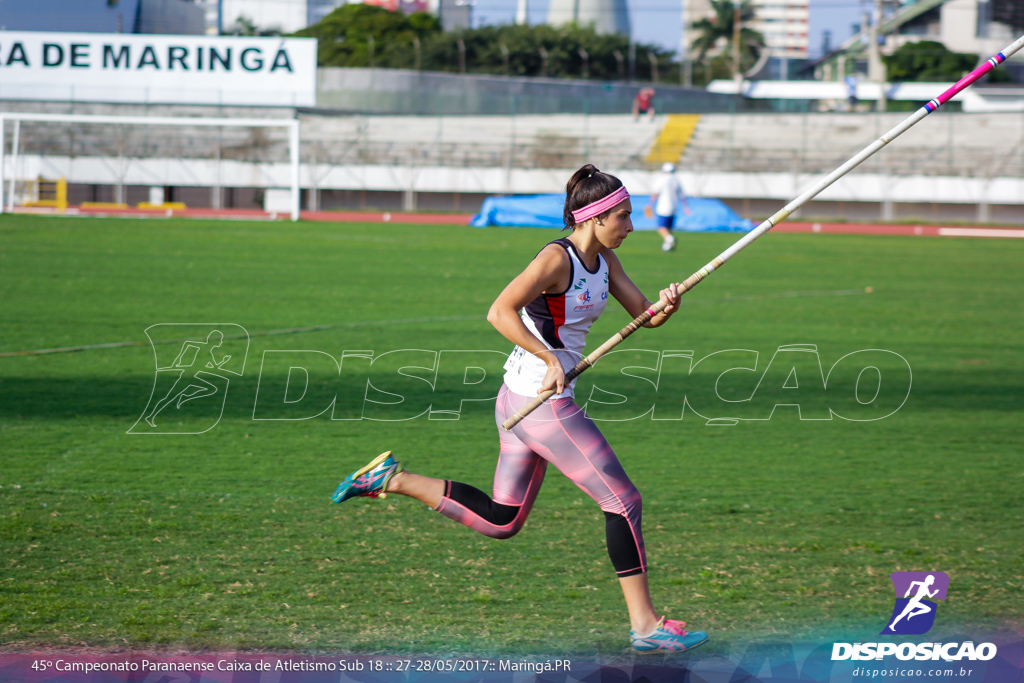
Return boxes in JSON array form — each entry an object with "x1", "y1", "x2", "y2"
[
  {"x1": 447, "y1": 481, "x2": 520, "y2": 526},
  {"x1": 605, "y1": 511, "x2": 644, "y2": 577}
]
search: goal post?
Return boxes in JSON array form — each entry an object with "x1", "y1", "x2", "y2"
[{"x1": 0, "y1": 113, "x2": 301, "y2": 221}]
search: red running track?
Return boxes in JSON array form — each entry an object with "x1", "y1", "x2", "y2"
[
  {"x1": 773, "y1": 222, "x2": 1024, "y2": 239},
  {"x1": 19, "y1": 206, "x2": 1024, "y2": 239},
  {"x1": 61, "y1": 205, "x2": 475, "y2": 225}
]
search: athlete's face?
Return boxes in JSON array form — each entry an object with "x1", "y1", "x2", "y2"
[{"x1": 596, "y1": 199, "x2": 633, "y2": 248}]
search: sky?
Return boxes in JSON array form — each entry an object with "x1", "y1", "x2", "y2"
[
  {"x1": 473, "y1": 0, "x2": 868, "y2": 60},
  {"x1": 0, "y1": 0, "x2": 868, "y2": 62}
]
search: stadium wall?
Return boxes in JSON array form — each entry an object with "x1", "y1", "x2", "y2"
[
  {"x1": 9, "y1": 153, "x2": 1024, "y2": 222},
  {"x1": 3, "y1": 103, "x2": 1023, "y2": 222},
  {"x1": 314, "y1": 68, "x2": 759, "y2": 115}
]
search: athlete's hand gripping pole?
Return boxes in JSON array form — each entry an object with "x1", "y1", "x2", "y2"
[{"x1": 502, "y1": 32, "x2": 1024, "y2": 432}]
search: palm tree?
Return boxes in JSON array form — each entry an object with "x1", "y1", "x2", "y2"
[{"x1": 690, "y1": 0, "x2": 764, "y2": 79}]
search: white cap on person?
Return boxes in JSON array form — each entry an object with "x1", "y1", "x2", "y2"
[{"x1": 661, "y1": 162, "x2": 675, "y2": 173}]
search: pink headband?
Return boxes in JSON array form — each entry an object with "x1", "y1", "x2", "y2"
[{"x1": 571, "y1": 186, "x2": 630, "y2": 223}]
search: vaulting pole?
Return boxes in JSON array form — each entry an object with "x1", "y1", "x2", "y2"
[{"x1": 502, "y1": 34, "x2": 1024, "y2": 431}]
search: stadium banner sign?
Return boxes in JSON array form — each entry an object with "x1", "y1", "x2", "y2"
[
  {"x1": 0, "y1": 637, "x2": 1021, "y2": 683},
  {"x1": 0, "y1": 31, "x2": 317, "y2": 107}
]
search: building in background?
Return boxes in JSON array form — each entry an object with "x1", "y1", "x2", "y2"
[
  {"x1": 815, "y1": 0, "x2": 1023, "y2": 83},
  {"x1": 547, "y1": 0, "x2": 630, "y2": 36},
  {"x1": 308, "y1": 0, "x2": 344, "y2": 25},
  {"x1": 193, "y1": 0, "x2": 221, "y2": 34},
  {"x1": 219, "y1": 0, "x2": 314, "y2": 33},
  {"x1": 748, "y1": 0, "x2": 808, "y2": 59},
  {"x1": 219, "y1": 0, "x2": 439, "y2": 36},
  {"x1": 0, "y1": 0, "x2": 204, "y2": 34},
  {"x1": 878, "y1": 0, "x2": 1017, "y2": 55},
  {"x1": 437, "y1": 0, "x2": 470, "y2": 31},
  {"x1": 683, "y1": 0, "x2": 808, "y2": 79},
  {"x1": 990, "y1": 0, "x2": 1024, "y2": 32},
  {"x1": 135, "y1": 0, "x2": 206, "y2": 33}
]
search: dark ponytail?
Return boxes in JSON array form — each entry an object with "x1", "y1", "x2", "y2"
[{"x1": 563, "y1": 164, "x2": 624, "y2": 230}]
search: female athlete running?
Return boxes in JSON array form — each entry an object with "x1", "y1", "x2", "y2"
[{"x1": 332, "y1": 164, "x2": 708, "y2": 654}]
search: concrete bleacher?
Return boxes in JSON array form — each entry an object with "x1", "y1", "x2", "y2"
[
  {"x1": 681, "y1": 112, "x2": 1024, "y2": 179},
  {"x1": 300, "y1": 110, "x2": 1024, "y2": 181},
  {"x1": 1, "y1": 101, "x2": 292, "y2": 163},
  {"x1": 3, "y1": 99, "x2": 1022, "y2": 218},
  {"x1": 2, "y1": 100, "x2": 659, "y2": 171},
  {"x1": 6, "y1": 98, "x2": 1020, "y2": 180},
  {"x1": 300, "y1": 113, "x2": 660, "y2": 171}
]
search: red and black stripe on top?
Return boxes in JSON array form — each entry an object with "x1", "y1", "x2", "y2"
[{"x1": 524, "y1": 294, "x2": 567, "y2": 349}]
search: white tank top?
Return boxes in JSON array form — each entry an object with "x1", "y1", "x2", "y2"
[{"x1": 503, "y1": 238, "x2": 610, "y2": 399}]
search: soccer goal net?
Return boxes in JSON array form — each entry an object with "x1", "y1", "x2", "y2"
[{"x1": 0, "y1": 113, "x2": 301, "y2": 220}]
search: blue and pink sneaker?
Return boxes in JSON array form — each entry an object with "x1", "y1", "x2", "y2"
[
  {"x1": 630, "y1": 617, "x2": 708, "y2": 654},
  {"x1": 331, "y1": 451, "x2": 403, "y2": 503}
]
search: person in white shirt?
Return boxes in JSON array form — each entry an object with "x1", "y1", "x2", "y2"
[{"x1": 646, "y1": 162, "x2": 690, "y2": 252}]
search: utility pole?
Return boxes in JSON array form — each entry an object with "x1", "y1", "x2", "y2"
[
  {"x1": 732, "y1": 1, "x2": 742, "y2": 86},
  {"x1": 867, "y1": 0, "x2": 887, "y2": 112},
  {"x1": 629, "y1": 40, "x2": 636, "y2": 82},
  {"x1": 680, "y1": 0, "x2": 692, "y2": 87}
]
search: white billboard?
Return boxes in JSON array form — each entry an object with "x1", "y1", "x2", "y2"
[{"x1": 0, "y1": 32, "x2": 318, "y2": 107}]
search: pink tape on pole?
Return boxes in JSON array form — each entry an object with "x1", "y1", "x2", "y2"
[
  {"x1": 571, "y1": 186, "x2": 630, "y2": 223},
  {"x1": 931, "y1": 52, "x2": 1005, "y2": 109}
]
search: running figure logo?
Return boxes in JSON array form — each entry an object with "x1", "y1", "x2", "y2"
[
  {"x1": 881, "y1": 571, "x2": 949, "y2": 635},
  {"x1": 129, "y1": 324, "x2": 249, "y2": 435}
]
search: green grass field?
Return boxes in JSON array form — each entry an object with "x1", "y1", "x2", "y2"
[{"x1": 0, "y1": 214, "x2": 1021, "y2": 655}]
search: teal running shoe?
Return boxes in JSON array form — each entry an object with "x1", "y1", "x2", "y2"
[
  {"x1": 331, "y1": 451, "x2": 403, "y2": 503},
  {"x1": 630, "y1": 617, "x2": 708, "y2": 654}
]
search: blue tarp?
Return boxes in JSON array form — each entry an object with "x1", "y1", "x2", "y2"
[{"x1": 471, "y1": 194, "x2": 752, "y2": 232}]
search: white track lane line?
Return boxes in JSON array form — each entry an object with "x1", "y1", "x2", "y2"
[{"x1": 0, "y1": 289, "x2": 874, "y2": 358}]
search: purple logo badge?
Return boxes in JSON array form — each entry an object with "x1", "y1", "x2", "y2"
[{"x1": 881, "y1": 571, "x2": 949, "y2": 635}]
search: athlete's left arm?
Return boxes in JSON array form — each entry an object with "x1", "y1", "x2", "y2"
[{"x1": 605, "y1": 250, "x2": 681, "y2": 329}]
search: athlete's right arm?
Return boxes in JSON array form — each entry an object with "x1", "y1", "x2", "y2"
[
  {"x1": 487, "y1": 244, "x2": 571, "y2": 395},
  {"x1": 678, "y1": 181, "x2": 691, "y2": 214}
]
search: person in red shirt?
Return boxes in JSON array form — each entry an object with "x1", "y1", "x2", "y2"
[{"x1": 633, "y1": 88, "x2": 656, "y2": 121}]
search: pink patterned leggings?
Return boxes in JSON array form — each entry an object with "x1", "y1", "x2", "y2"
[{"x1": 434, "y1": 384, "x2": 646, "y2": 577}]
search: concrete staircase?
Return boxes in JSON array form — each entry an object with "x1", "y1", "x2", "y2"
[{"x1": 645, "y1": 115, "x2": 701, "y2": 165}]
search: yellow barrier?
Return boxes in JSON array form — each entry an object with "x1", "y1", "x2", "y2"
[
  {"x1": 137, "y1": 202, "x2": 188, "y2": 210},
  {"x1": 81, "y1": 202, "x2": 129, "y2": 209},
  {"x1": 645, "y1": 115, "x2": 701, "y2": 166},
  {"x1": 23, "y1": 177, "x2": 68, "y2": 211}
]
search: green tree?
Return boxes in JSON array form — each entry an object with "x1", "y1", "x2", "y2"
[
  {"x1": 224, "y1": 15, "x2": 282, "y2": 37},
  {"x1": 422, "y1": 23, "x2": 673, "y2": 80},
  {"x1": 883, "y1": 41, "x2": 977, "y2": 82},
  {"x1": 292, "y1": 4, "x2": 441, "y2": 69},
  {"x1": 294, "y1": 8, "x2": 675, "y2": 81},
  {"x1": 689, "y1": 0, "x2": 764, "y2": 80}
]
